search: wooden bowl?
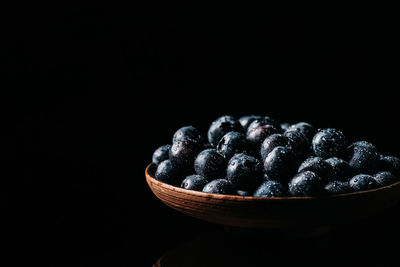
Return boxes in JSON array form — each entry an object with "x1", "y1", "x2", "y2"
[{"x1": 145, "y1": 163, "x2": 400, "y2": 229}]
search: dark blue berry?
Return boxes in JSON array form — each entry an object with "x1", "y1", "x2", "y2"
[
  {"x1": 207, "y1": 115, "x2": 242, "y2": 147},
  {"x1": 173, "y1": 126, "x2": 205, "y2": 145},
  {"x1": 260, "y1": 134, "x2": 290, "y2": 162},
  {"x1": 325, "y1": 157, "x2": 351, "y2": 181},
  {"x1": 239, "y1": 115, "x2": 263, "y2": 131},
  {"x1": 284, "y1": 129, "x2": 310, "y2": 160},
  {"x1": 246, "y1": 124, "x2": 279, "y2": 147},
  {"x1": 380, "y1": 155, "x2": 400, "y2": 177},
  {"x1": 349, "y1": 174, "x2": 378, "y2": 192},
  {"x1": 253, "y1": 180, "x2": 288, "y2": 197},
  {"x1": 236, "y1": 190, "x2": 251, "y2": 196},
  {"x1": 217, "y1": 131, "x2": 250, "y2": 159},
  {"x1": 289, "y1": 171, "x2": 325, "y2": 196},
  {"x1": 202, "y1": 179, "x2": 233, "y2": 195},
  {"x1": 264, "y1": 146, "x2": 298, "y2": 182},
  {"x1": 181, "y1": 175, "x2": 209, "y2": 191},
  {"x1": 169, "y1": 138, "x2": 201, "y2": 171},
  {"x1": 298, "y1": 156, "x2": 331, "y2": 181},
  {"x1": 348, "y1": 141, "x2": 380, "y2": 175},
  {"x1": 194, "y1": 148, "x2": 226, "y2": 181},
  {"x1": 226, "y1": 153, "x2": 263, "y2": 191},
  {"x1": 288, "y1": 122, "x2": 316, "y2": 141},
  {"x1": 247, "y1": 117, "x2": 280, "y2": 135},
  {"x1": 152, "y1": 144, "x2": 171, "y2": 165},
  {"x1": 154, "y1": 160, "x2": 182, "y2": 186},
  {"x1": 374, "y1": 171, "x2": 398, "y2": 187},
  {"x1": 312, "y1": 128, "x2": 347, "y2": 159},
  {"x1": 324, "y1": 180, "x2": 352, "y2": 195}
]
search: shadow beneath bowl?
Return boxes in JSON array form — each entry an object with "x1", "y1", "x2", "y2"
[{"x1": 154, "y1": 228, "x2": 332, "y2": 267}]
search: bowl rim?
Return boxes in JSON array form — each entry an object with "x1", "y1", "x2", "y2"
[{"x1": 145, "y1": 163, "x2": 400, "y2": 201}]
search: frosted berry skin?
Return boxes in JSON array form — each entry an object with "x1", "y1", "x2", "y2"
[
  {"x1": 226, "y1": 153, "x2": 263, "y2": 191},
  {"x1": 264, "y1": 146, "x2": 298, "y2": 182},
  {"x1": 202, "y1": 179, "x2": 233, "y2": 195},
  {"x1": 152, "y1": 144, "x2": 171, "y2": 165},
  {"x1": 349, "y1": 174, "x2": 378, "y2": 192},
  {"x1": 380, "y1": 155, "x2": 400, "y2": 177},
  {"x1": 181, "y1": 175, "x2": 209, "y2": 191},
  {"x1": 194, "y1": 148, "x2": 226, "y2": 181},
  {"x1": 246, "y1": 124, "x2": 279, "y2": 147},
  {"x1": 173, "y1": 126, "x2": 205, "y2": 146},
  {"x1": 325, "y1": 157, "x2": 351, "y2": 181},
  {"x1": 289, "y1": 171, "x2": 325, "y2": 197},
  {"x1": 239, "y1": 115, "x2": 263, "y2": 131},
  {"x1": 280, "y1": 122, "x2": 291, "y2": 132},
  {"x1": 207, "y1": 115, "x2": 243, "y2": 147},
  {"x1": 155, "y1": 160, "x2": 182, "y2": 186},
  {"x1": 348, "y1": 141, "x2": 380, "y2": 175},
  {"x1": 260, "y1": 134, "x2": 290, "y2": 162},
  {"x1": 374, "y1": 171, "x2": 398, "y2": 187},
  {"x1": 288, "y1": 122, "x2": 316, "y2": 141},
  {"x1": 247, "y1": 117, "x2": 280, "y2": 135},
  {"x1": 284, "y1": 129, "x2": 311, "y2": 160},
  {"x1": 217, "y1": 131, "x2": 250, "y2": 159},
  {"x1": 236, "y1": 190, "x2": 251, "y2": 196},
  {"x1": 312, "y1": 128, "x2": 347, "y2": 159},
  {"x1": 169, "y1": 138, "x2": 201, "y2": 171},
  {"x1": 324, "y1": 181, "x2": 352, "y2": 195},
  {"x1": 298, "y1": 156, "x2": 332, "y2": 181},
  {"x1": 253, "y1": 180, "x2": 288, "y2": 197}
]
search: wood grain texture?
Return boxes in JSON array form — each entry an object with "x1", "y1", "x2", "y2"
[{"x1": 145, "y1": 163, "x2": 400, "y2": 229}]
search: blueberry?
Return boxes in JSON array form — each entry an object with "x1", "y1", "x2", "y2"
[
  {"x1": 236, "y1": 190, "x2": 251, "y2": 196},
  {"x1": 173, "y1": 126, "x2": 205, "y2": 145},
  {"x1": 239, "y1": 115, "x2": 263, "y2": 131},
  {"x1": 298, "y1": 156, "x2": 331, "y2": 181},
  {"x1": 181, "y1": 175, "x2": 209, "y2": 191},
  {"x1": 202, "y1": 179, "x2": 233, "y2": 195},
  {"x1": 194, "y1": 148, "x2": 226, "y2": 181},
  {"x1": 226, "y1": 153, "x2": 263, "y2": 191},
  {"x1": 289, "y1": 171, "x2": 325, "y2": 196},
  {"x1": 152, "y1": 144, "x2": 171, "y2": 165},
  {"x1": 288, "y1": 122, "x2": 316, "y2": 141},
  {"x1": 217, "y1": 131, "x2": 250, "y2": 159},
  {"x1": 380, "y1": 155, "x2": 400, "y2": 177},
  {"x1": 154, "y1": 160, "x2": 182, "y2": 186},
  {"x1": 348, "y1": 141, "x2": 380, "y2": 175},
  {"x1": 312, "y1": 128, "x2": 347, "y2": 159},
  {"x1": 247, "y1": 124, "x2": 279, "y2": 147},
  {"x1": 253, "y1": 180, "x2": 288, "y2": 197},
  {"x1": 349, "y1": 174, "x2": 378, "y2": 192},
  {"x1": 324, "y1": 180, "x2": 352, "y2": 195},
  {"x1": 247, "y1": 117, "x2": 280, "y2": 135},
  {"x1": 374, "y1": 171, "x2": 398, "y2": 187},
  {"x1": 169, "y1": 138, "x2": 201, "y2": 171},
  {"x1": 284, "y1": 129, "x2": 310, "y2": 160},
  {"x1": 264, "y1": 146, "x2": 298, "y2": 182},
  {"x1": 207, "y1": 115, "x2": 242, "y2": 147},
  {"x1": 260, "y1": 134, "x2": 290, "y2": 162},
  {"x1": 280, "y1": 122, "x2": 291, "y2": 132},
  {"x1": 325, "y1": 157, "x2": 351, "y2": 181}
]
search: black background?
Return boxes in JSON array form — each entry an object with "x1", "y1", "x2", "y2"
[{"x1": 1, "y1": 7, "x2": 399, "y2": 266}]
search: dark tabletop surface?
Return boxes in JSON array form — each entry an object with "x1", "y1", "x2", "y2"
[{"x1": 1, "y1": 7, "x2": 399, "y2": 266}]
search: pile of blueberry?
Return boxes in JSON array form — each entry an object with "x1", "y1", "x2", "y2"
[{"x1": 150, "y1": 115, "x2": 400, "y2": 197}]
